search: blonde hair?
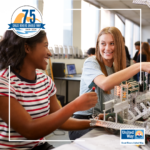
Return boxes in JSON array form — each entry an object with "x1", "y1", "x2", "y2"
[
  {"x1": 95, "y1": 27, "x2": 126, "y2": 94},
  {"x1": 142, "y1": 42, "x2": 150, "y2": 62}
]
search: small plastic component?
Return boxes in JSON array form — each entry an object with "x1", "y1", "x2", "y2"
[
  {"x1": 92, "y1": 87, "x2": 95, "y2": 91},
  {"x1": 92, "y1": 86, "x2": 96, "y2": 119}
]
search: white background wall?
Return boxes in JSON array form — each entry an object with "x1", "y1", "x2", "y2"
[{"x1": 73, "y1": 0, "x2": 81, "y2": 50}]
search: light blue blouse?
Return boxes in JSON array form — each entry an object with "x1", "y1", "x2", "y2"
[{"x1": 74, "y1": 56, "x2": 114, "y2": 116}]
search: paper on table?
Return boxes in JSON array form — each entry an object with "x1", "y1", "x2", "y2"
[
  {"x1": 53, "y1": 134, "x2": 141, "y2": 150},
  {"x1": 74, "y1": 134, "x2": 140, "y2": 150},
  {"x1": 53, "y1": 143, "x2": 83, "y2": 150}
]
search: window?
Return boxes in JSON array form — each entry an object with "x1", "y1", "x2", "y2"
[
  {"x1": 43, "y1": 0, "x2": 73, "y2": 47},
  {"x1": 101, "y1": 8, "x2": 115, "y2": 30},
  {"x1": 0, "y1": 0, "x2": 37, "y2": 36},
  {"x1": 133, "y1": 24, "x2": 140, "y2": 57},
  {"x1": 125, "y1": 19, "x2": 134, "y2": 58},
  {"x1": 81, "y1": 0, "x2": 100, "y2": 52},
  {"x1": 115, "y1": 14, "x2": 125, "y2": 37}
]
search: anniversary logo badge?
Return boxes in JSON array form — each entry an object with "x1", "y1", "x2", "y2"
[{"x1": 8, "y1": 5, "x2": 45, "y2": 38}]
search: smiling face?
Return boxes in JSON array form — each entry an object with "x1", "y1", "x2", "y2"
[
  {"x1": 99, "y1": 33, "x2": 115, "y2": 61},
  {"x1": 95, "y1": 27, "x2": 126, "y2": 77},
  {"x1": 25, "y1": 36, "x2": 51, "y2": 70}
]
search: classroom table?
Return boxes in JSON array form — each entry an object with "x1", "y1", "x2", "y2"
[
  {"x1": 53, "y1": 127, "x2": 150, "y2": 150},
  {"x1": 54, "y1": 76, "x2": 81, "y2": 104}
]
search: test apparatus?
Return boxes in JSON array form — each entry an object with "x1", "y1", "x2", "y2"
[{"x1": 90, "y1": 72, "x2": 150, "y2": 136}]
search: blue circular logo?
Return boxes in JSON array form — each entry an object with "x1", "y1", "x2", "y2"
[{"x1": 8, "y1": 5, "x2": 45, "y2": 38}]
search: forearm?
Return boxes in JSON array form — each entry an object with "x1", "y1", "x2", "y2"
[
  {"x1": 14, "y1": 101, "x2": 76, "y2": 139},
  {"x1": 59, "y1": 117, "x2": 91, "y2": 131},
  {"x1": 1, "y1": 93, "x2": 97, "y2": 140},
  {"x1": 96, "y1": 63, "x2": 140, "y2": 90}
]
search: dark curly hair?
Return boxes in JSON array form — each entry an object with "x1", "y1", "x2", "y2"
[{"x1": 0, "y1": 30, "x2": 46, "y2": 72}]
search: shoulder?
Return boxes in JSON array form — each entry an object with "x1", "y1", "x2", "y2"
[
  {"x1": 36, "y1": 70, "x2": 53, "y2": 82},
  {"x1": 133, "y1": 51, "x2": 138, "y2": 60},
  {"x1": 36, "y1": 70, "x2": 54, "y2": 86},
  {"x1": 136, "y1": 51, "x2": 139, "y2": 55},
  {"x1": 82, "y1": 56, "x2": 102, "y2": 72},
  {"x1": 85, "y1": 56, "x2": 97, "y2": 61},
  {"x1": 36, "y1": 70, "x2": 47, "y2": 78},
  {"x1": 0, "y1": 68, "x2": 9, "y2": 78},
  {"x1": 0, "y1": 68, "x2": 11, "y2": 84},
  {"x1": 84, "y1": 56, "x2": 99, "y2": 66},
  {"x1": 137, "y1": 53, "x2": 146, "y2": 58},
  {"x1": 134, "y1": 51, "x2": 138, "y2": 57},
  {"x1": 0, "y1": 69, "x2": 16, "y2": 94},
  {"x1": 36, "y1": 70, "x2": 56, "y2": 97}
]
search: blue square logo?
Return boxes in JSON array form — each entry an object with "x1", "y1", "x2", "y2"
[{"x1": 121, "y1": 130, "x2": 135, "y2": 139}]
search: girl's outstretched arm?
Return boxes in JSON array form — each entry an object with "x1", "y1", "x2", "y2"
[
  {"x1": 0, "y1": 93, "x2": 97, "y2": 140},
  {"x1": 94, "y1": 62, "x2": 150, "y2": 91}
]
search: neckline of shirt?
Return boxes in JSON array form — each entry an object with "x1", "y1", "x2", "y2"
[
  {"x1": 92, "y1": 56, "x2": 113, "y2": 69},
  {"x1": 105, "y1": 65, "x2": 113, "y2": 69},
  {"x1": 11, "y1": 68, "x2": 37, "y2": 83}
]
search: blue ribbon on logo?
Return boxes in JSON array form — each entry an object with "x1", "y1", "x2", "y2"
[{"x1": 8, "y1": 23, "x2": 45, "y2": 29}]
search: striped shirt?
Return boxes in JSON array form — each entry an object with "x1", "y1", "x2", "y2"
[{"x1": 0, "y1": 68, "x2": 56, "y2": 150}]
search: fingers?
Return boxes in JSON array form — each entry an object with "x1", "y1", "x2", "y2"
[
  {"x1": 97, "y1": 113, "x2": 108, "y2": 120},
  {"x1": 88, "y1": 92, "x2": 98, "y2": 99},
  {"x1": 76, "y1": 92, "x2": 98, "y2": 111},
  {"x1": 89, "y1": 103, "x2": 96, "y2": 108},
  {"x1": 85, "y1": 93, "x2": 98, "y2": 102},
  {"x1": 87, "y1": 92, "x2": 97, "y2": 96},
  {"x1": 87, "y1": 96, "x2": 98, "y2": 106},
  {"x1": 98, "y1": 114, "x2": 103, "y2": 120},
  {"x1": 90, "y1": 98, "x2": 98, "y2": 104}
]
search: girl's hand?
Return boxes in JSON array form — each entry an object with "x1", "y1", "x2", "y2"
[
  {"x1": 141, "y1": 62, "x2": 150, "y2": 73},
  {"x1": 73, "y1": 92, "x2": 98, "y2": 112},
  {"x1": 96, "y1": 113, "x2": 108, "y2": 120}
]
